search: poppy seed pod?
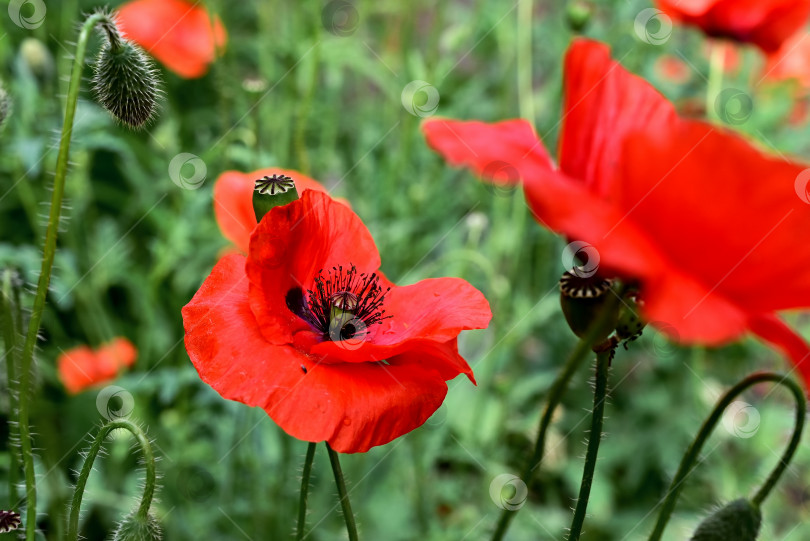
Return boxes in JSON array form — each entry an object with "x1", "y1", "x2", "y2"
[
  {"x1": 559, "y1": 271, "x2": 619, "y2": 345},
  {"x1": 92, "y1": 31, "x2": 160, "y2": 129},
  {"x1": 689, "y1": 499, "x2": 761, "y2": 541},
  {"x1": 112, "y1": 512, "x2": 162, "y2": 541},
  {"x1": 252, "y1": 174, "x2": 300, "y2": 221}
]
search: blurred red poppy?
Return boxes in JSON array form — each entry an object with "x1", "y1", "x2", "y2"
[
  {"x1": 214, "y1": 168, "x2": 349, "y2": 253},
  {"x1": 58, "y1": 338, "x2": 137, "y2": 394},
  {"x1": 117, "y1": 0, "x2": 226, "y2": 78},
  {"x1": 654, "y1": 54, "x2": 692, "y2": 84},
  {"x1": 183, "y1": 190, "x2": 491, "y2": 453},
  {"x1": 423, "y1": 38, "x2": 810, "y2": 386},
  {"x1": 765, "y1": 31, "x2": 810, "y2": 88},
  {"x1": 657, "y1": 0, "x2": 810, "y2": 52}
]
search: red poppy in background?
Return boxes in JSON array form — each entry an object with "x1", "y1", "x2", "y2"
[
  {"x1": 58, "y1": 338, "x2": 137, "y2": 394},
  {"x1": 423, "y1": 38, "x2": 810, "y2": 386},
  {"x1": 117, "y1": 0, "x2": 226, "y2": 78},
  {"x1": 183, "y1": 190, "x2": 491, "y2": 453},
  {"x1": 657, "y1": 0, "x2": 810, "y2": 52},
  {"x1": 214, "y1": 168, "x2": 348, "y2": 253},
  {"x1": 765, "y1": 31, "x2": 810, "y2": 88}
]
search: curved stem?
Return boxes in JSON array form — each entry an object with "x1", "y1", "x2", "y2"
[
  {"x1": 296, "y1": 442, "x2": 317, "y2": 541},
  {"x1": 66, "y1": 418, "x2": 157, "y2": 541},
  {"x1": 568, "y1": 348, "x2": 613, "y2": 540},
  {"x1": 491, "y1": 284, "x2": 625, "y2": 541},
  {"x1": 326, "y1": 443, "x2": 358, "y2": 541},
  {"x1": 2, "y1": 270, "x2": 20, "y2": 504},
  {"x1": 648, "y1": 372, "x2": 806, "y2": 541},
  {"x1": 16, "y1": 13, "x2": 110, "y2": 538}
]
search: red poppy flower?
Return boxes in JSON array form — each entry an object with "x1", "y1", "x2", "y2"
[
  {"x1": 183, "y1": 190, "x2": 491, "y2": 453},
  {"x1": 422, "y1": 38, "x2": 810, "y2": 386},
  {"x1": 116, "y1": 0, "x2": 226, "y2": 78},
  {"x1": 656, "y1": 0, "x2": 810, "y2": 52},
  {"x1": 654, "y1": 54, "x2": 692, "y2": 85},
  {"x1": 58, "y1": 338, "x2": 137, "y2": 394},
  {"x1": 214, "y1": 168, "x2": 349, "y2": 254},
  {"x1": 764, "y1": 31, "x2": 810, "y2": 88}
]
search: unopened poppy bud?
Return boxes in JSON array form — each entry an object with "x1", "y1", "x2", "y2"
[
  {"x1": 559, "y1": 270, "x2": 619, "y2": 345},
  {"x1": 253, "y1": 174, "x2": 300, "y2": 221},
  {"x1": 20, "y1": 38, "x2": 54, "y2": 80},
  {"x1": 112, "y1": 511, "x2": 162, "y2": 541},
  {"x1": 566, "y1": 1, "x2": 593, "y2": 32},
  {"x1": 0, "y1": 83, "x2": 9, "y2": 129},
  {"x1": 92, "y1": 15, "x2": 160, "y2": 129},
  {"x1": 616, "y1": 293, "x2": 645, "y2": 342},
  {"x1": 689, "y1": 499, "x2": 761, "y2": 541}
]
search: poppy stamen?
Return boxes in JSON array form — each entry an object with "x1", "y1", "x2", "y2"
[{"x1": 288, "y1": 265, "x2": 391, "y2": 342}]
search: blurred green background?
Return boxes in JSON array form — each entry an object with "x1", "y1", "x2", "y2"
[{"x1": 1, "y1": 0, "x2": 809, "y2": 539}]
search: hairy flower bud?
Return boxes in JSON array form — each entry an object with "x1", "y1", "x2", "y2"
[
  {"x1": 92, "y1": 20, "x2": 160, "y2": 129},
  {"x1": 690, "y1": 499, "x2": 761, "y2": 541},
  {"x1": 112, "y1": 511, "x2": 162, "y2": 541}
]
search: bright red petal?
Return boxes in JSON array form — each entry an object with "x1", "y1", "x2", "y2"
[
  {"x1": 117, "y1": 0, "x2": 226, "y2": 78},
  {"x1": 748, "y1": 313, "x2": 810, "y2": 389},
  {"x1": 182, "y1": 253, "x2": 453, "y2": 453},
  {"x1": 422, "y1": 118, "x2": 554, "y2": 184},
  {"x1": 245, "y1": 190, "x2": 380, "y2": 345}
]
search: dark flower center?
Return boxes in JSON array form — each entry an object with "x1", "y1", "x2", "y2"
[{"x1": 286, "y1": 264, "x2": 391, "y2": 342}]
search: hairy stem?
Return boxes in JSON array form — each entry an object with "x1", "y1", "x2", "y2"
[
  {"x1": 295, "y1": 442, "x2": 317, "y2": 541},
  {"x1": 326, "y1": 443, "x2": 358, "y2": 541}
]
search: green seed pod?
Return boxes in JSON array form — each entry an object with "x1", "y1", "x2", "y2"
[
  {"x1": 112, "y1": 511, "x2": 162, "y2": 541},
  {"x1": 559, "y1": 271, "x2": 619, "y2": 344},
  {"x1": 253, "y1": 174, "x2": 300, "y2": 221},
  {"x1": 690, "y1": 499, "x2": 761, "y2": 541},
  {"x1": 92, "y1": 37, "x2": 160, "y2": 128},
  {"x1": 566, "y1": 1, "x2": 593, "y2": 33}
]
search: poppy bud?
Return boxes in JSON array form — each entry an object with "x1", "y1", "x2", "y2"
[
  {"x1": 0, "y1": 83, "x2": 9, "y2": 130},
  {"x1": 20, "y1": 38, "x2": 54, "y2": 81},
  {"x1": 112, "y1": 511, "x2": 162, "y2": 541},
  {"x1": 566, "y1": 1, "x2": 593, "y2": 32},
  {"x1": 616, "y1": 293, "x2": 645, "y2": 342},
  {"x1": 92, "y1": 16, "x2": 160, "y2": 129},
  {"x1": 559, "y1": 270, "x2": 619, "y2": 345},
  {"x1": 689, "y1": 499, "x2": 761, "y2": 541},
  {"x1": 252, "y1": 174, "x2": 300, "y2": 221}
]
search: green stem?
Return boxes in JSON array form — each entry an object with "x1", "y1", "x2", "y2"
[
  {"x1": 326, "y1": 443, "x2": 358, "y2": 541},
  {"x1": 569, "y1": 348, "x2": 613, "y2": 540},
  {"x1": 16, "y1": 13, "x2": 110, "y2": 539},
  {"x1": 66, "y1": 418, "x2": 157, "y2": 541},
  {"x1": 517, "y1": 0, "x2": 534, "y2": 122},
  {"x1": 296, "y1": 442, "x2": 317, "y2": 541},
  {"x1": 490, "y1": 284, "x2": 625, "y2": 541},
  {"x1": 648, "y1": 372, "x2": 806, "y2": 541},
  {"x1": 706, "y1": 40, "x2": 725, "y2": 122},
  {"x1": 2, "y1": 270, "x2": 20, "y2": 505}
]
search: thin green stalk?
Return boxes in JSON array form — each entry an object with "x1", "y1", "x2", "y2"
[
  {"x1": 568, "y1": 348, "x2": 613, "y2": 541},
  {"x1": 67, "y1": 418, "x2": 157, "y2": 541},
  {"x1": 294, "y1": 18, "x2": 321, "y2": 176},
  {"x1": 2, "y1": 270, "x2": 20, "y2": 504},
  {"x1": 490, "y1": 284, "x2": 625, "y2": 541},
  {"x1": 706, "y1": 41, "x2": 725, "y2": 122},
  {"x1": 517, "y1": 0, "x2": 534, "y2": 122},
  {"x1": 326, "y1": 443, "x2": 358, "y2": 541},
  {"x1": 648, "y1": 372, "x2": 806, "y2": 541},
  {"x1": 296, "y1": 442, "x2": 317, "y2": 541},
  {"x1": 16, "y1": 14, "x2": 109, "y2": 538}
]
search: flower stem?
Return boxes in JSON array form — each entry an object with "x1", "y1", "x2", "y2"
[
  {"x1": 648, "y1": 372, "x2": 806, "y2": 541},
  {"x1": 16, "y1": 13, "x2": 110, "y2": 538},
  {"x1": 296, "y1": 442, "x2": 317, "y2": 541},
  {"x1": 568, "y1": 347, "x2": 613, "y2": 541},
  {"x1": 490, "y1": 284, "x2": 625, "y2": 541},
  {"x1": 517, "y1": 0, "x2": 535, "y2": 122},
  {"x1": 67, "y1": 418, "x2": 157, "y2": 541},
  {"x1": 706, "y1": 40, "x2": 725, "y2": 122},
  {"x1": 1, "y1": 270, "x2": 20, "y2": 505},
  {"x1": 326, "y1": 443, "x2": 358, "y2": 541}
]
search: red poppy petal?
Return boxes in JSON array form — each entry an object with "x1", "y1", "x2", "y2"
[
  {"x1": 559, "y1": 39, "x2": 676, "y2": 198},
  {"x1": 58, "y1": 347, "x2": 98, "y2": 394},
  {"x1": 214, "y1": 168, "x2": 336, "y2": 253},
  {"x1": 117, "y1": 0, "x2": 226, "y2": 78},
  {"x1": 182, "y1": 254, "x2": 451, "y2": 452},
  {"x1": 246, "y1": 190, "x2": 380, "y2": 345},
  {"x1": 422, "y1": 118, "x2": 554, "y2": 184},
  {"x1": 748, "y1": 313, "x2": 810, "y2": 390}
]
